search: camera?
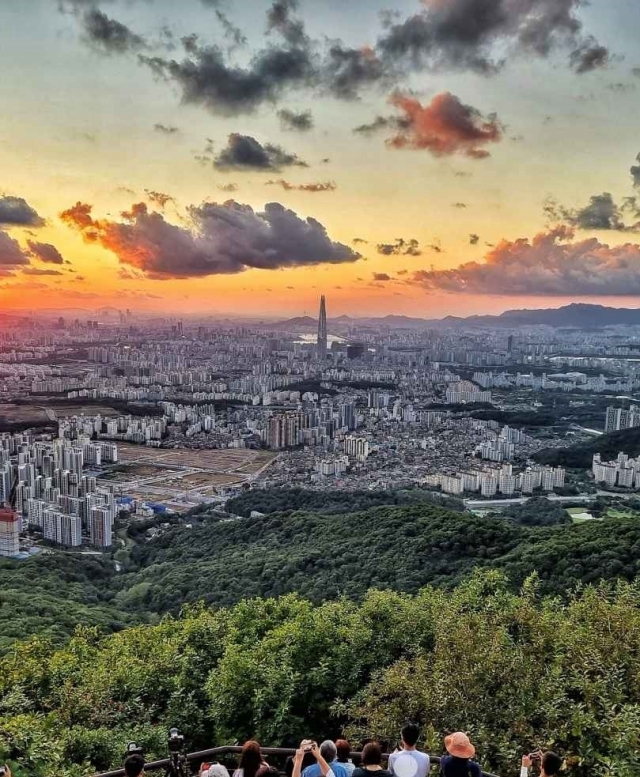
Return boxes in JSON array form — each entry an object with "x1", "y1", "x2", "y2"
[
  {"x1": 0, "y1": 767, "x2": 6, "y2": 777},
  {"x1": 168, "y1": 728, "x2": 185, "y2": 753},
  {"x1": 126, "y1": 742, "x2": 145, "y2": 758},
  {"x1": 166, "y1": 727, "x2": 188, "y2": 777}
]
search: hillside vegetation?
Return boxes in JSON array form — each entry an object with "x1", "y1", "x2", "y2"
[
  {"x1": 4, "y1": 501, "x2": 640, "y2": 651},
  {"x1": 534, "y1": 426, "x2": 640, "y2": 468},
  {"x1": 1, "y1": 572, "x2": 639, "y2": 777}
]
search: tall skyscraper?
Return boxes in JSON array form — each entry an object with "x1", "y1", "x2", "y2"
[{"x1": 317, "y1": 295, "x2": 327, "y2": 362}]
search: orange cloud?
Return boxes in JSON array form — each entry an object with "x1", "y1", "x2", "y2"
[
  {"x1": 387, "y1": 91, "x2": 503, "y2": 159},
  {"x1": 411, "y1": 226, "x2": 640, "y2": 295},
  {"x1": 60, "y1": 199, "x2": 360, "y2": 279}
]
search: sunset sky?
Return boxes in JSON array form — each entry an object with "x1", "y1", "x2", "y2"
[{"x1": 2, "y1": 0, "x2": 640, "y2": 318}]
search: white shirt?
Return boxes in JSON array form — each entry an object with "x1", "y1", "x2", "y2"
[{"x1": 388, "y1": 749, "x2": 430, "y2": 777}]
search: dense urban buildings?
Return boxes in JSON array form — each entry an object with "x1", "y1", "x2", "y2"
[{"x1": 3, "y1": 296, "x2": 640, "y2": 557}]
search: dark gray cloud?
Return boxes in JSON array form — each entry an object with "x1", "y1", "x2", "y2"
[
  {"x1": 323, "y1": 43, "x2": 386, "y2": 99},
  {"x1": 60, "y1": 199, "x2": 360, "y2": 278},
  {"x1": 546, "y1": 192, "x2": 639, "y2": 232},
  {"x1": 277, "y1": 108, "x2": 313, "y2": 132},
  {"x1": 377, "y1": 238, "x2": 422, "y2": 256},
  {"x1": 631, "y1": 153, "x2": 640, "y2": 190},
  {"x1": 27, "y1": 240, "x2": 65, "y2": 264},
  {"x1": 353, "y1": 237, "x2": 368, "y2": 244},
  {"x1": 154, "y1": 123, "x2": 179, "y2": 135},
  {"x1": 22, "y1": 267, "x2": 63, "y2": 277},
  {"x1": 80, "y1": 9, "x2": 147, "y2": 55},
  {"x1": 453, "y1": 202, "x2": 468, "y2": 209},
  {"x1": 267, "y1": 0, "x2": 307, "y2": 47},
  {"x1": 469, "y1": 233, "x2": 480, "y2": 245},
  {"x1": 569, "y1": 38, "x2": 609, "y2": 74},
  {"x1": 213, "y1": 134, "x2": 308, "y2": 171},
  {"x1": 265, "y1": 179, "x2": 336, "y2": 192},
  {"x1": 65, "y1": 0, "x2": 608, "y2": 121},
  {"x1": 353, "y1": 114, "x2": 410, "y2": 136},
  {"x1": 214, "y1": 8, "x2": 247, "y2": 50},
  {"x1": 376, "y1": 0, "x2": 609, "y2": 77},
  {"x1": 372, "y1": 272, "x2": 391, "y2": 282},
  {"x1": 0, "y1": 231, "x2": 30, "y2": 273},
  {"x1": 139, "y1": 33, "x2": 313, "y2": 116},
  {"x1": 0, "y1": 196, "x2": 45, "y2": 227},
  {"x1": 411, "y1": 226, "x2": 640, "y2": 295},
  {"x1": 218, "y1": 182, "x2": 238, "y2": 193},
  {"x1": 606, "y1": 82, "x2": 635, "y2": 94}
]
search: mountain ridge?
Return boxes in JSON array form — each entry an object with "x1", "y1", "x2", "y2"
[{"x1": 265, "y1": 303, "x2": 640, "y2": 331}]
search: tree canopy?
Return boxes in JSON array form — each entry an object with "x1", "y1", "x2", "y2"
[{"x1": 1, "y1": 573, "x2": 640, "y2": 777}]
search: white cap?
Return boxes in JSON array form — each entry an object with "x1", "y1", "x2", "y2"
[{"x1": 207, "y1": 765, "x2": 231, "y2": 777}]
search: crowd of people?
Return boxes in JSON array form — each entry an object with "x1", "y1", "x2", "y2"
[{"x1": 118, "y1": 722, "x2": 563, "y2": 777}]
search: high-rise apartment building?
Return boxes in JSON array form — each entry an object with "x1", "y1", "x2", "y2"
[
  {"x1": 604, "y1": 405, "x2": 640, "y2": 433},
  {"x1": 0, "y1": 508, "x2": 20, "y2": 557}
]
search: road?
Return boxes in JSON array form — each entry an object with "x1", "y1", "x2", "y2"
[{"x1": 465, "y1": 491, "x2": 639, "y2": 509}]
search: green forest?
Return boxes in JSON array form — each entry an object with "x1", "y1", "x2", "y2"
[
  {"x1": 3, "y1": 494, "x2": 640, "y2": 775},
  {"x1": 4, "y1": 499, "x2": 640, "y2": 652},
  {"x1": 1, "y1": 573, "x2": 640, "y2": 777}
]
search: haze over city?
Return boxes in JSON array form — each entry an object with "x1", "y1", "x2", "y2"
[{"x1": 2, "y1": 0, "x2": 640, "y2": 317}]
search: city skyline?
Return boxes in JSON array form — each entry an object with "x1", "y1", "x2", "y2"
[{"x1": 2, "y1": 0, "x2": 640, "y2": 317}]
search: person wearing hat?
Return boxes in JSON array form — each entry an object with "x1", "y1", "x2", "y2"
[
  {"x1": 200, "y1": 763, "x2": 231, "y2": 777},
  {"x1": 439, "y1": 733, "x2": 482, "y2": 777}
]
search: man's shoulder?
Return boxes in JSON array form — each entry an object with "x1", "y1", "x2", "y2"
[{"x1": 331, "y1": 762, "x2": 350, "y2": 777}]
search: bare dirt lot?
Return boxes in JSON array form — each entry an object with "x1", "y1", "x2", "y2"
[
  {"x1": 100, "y1": 444, "x2": 277, "y2": 508},
  {"x1": 0, "y1": 402, "x2": 120, "y2": 425},
  {"x1": 115, "y1": 444, "x2": 275, "y2": 473}
]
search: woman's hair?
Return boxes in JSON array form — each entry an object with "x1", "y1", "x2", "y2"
[
  {"x1": 336, "y1": 740, "x2": 351, "y2": 763},
  {"x1": 239, "y1": 740, "x2": 263, "y2": 777},
  {"x1": 362, "y1": 743, "x2": 382, "y2": 767}
]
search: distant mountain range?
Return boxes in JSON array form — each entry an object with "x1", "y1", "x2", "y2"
[
  {"x1": 11, "y1": 303, "x2": 640, "y2": 330},
  {"x1": 266, "y1": 304, "x2": 640, "y2": 332}
]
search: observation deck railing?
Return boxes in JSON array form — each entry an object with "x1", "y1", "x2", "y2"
[{"x1": 93, "y1": 745, "x2": 500, "y2": 777}]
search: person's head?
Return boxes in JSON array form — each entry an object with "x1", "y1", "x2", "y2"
[
  {"x1": 401, "y1": 723, "x2": 420, "y2": 749},
  {"x1": 336, "y1": 740, "x2": 351, "y2": 763},
  {"x1": 444, "y1": 732, "x2": 475, "y2": 761},
  {"x1": 541, "y1": 752, "x2": 562, "y2": 776},
  {"x1": 320, "y1": 741, "x2": 338, "y2": 763},
  {"x1": 240, "y1": 741, "x2": 263, "y2": 777},
  {"x1": 124, "y1": 754, "x2": 145, "y2": 777},
  {"x1": 207, "y1": 765, "x2": 231, "y2": 777},
  {"x1": 361, "y1": 743, "x2": 382, "y2": 767}
]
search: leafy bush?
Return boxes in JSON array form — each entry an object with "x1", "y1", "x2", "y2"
[{"x1": 1, "y1": 573, "x2": 640, "y2": 776}]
